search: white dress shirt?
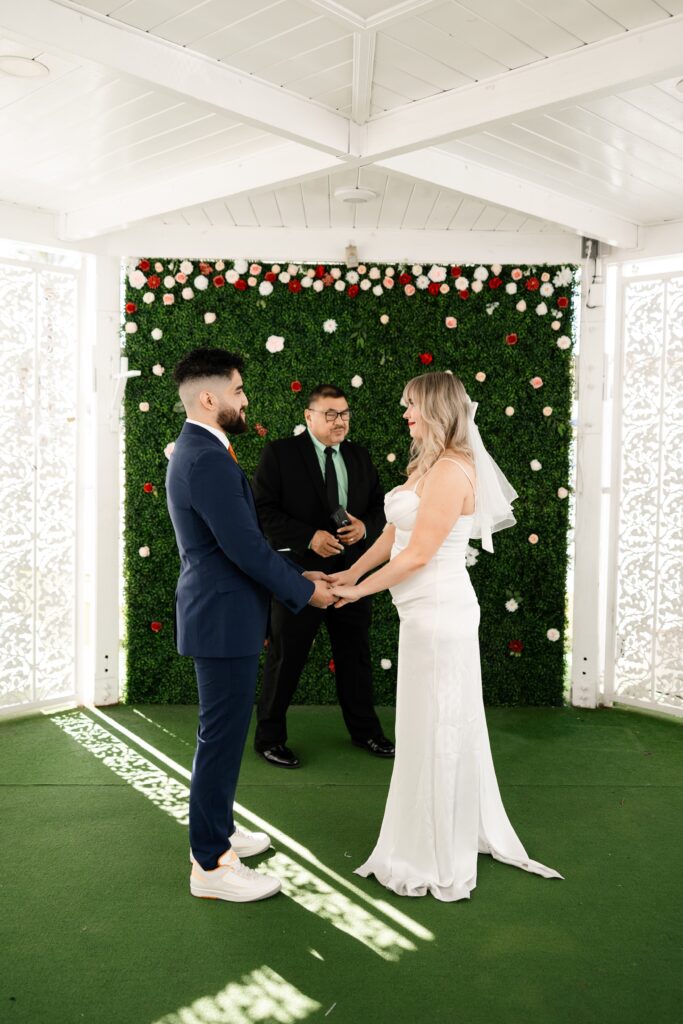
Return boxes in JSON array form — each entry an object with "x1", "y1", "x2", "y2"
[{"x1": 186, "y1": 419, "x2": 232, "y2": 454}]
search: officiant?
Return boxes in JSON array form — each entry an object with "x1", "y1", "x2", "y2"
[{"x1": 251, "y1": 383, "x2": 394, "y2": 768}]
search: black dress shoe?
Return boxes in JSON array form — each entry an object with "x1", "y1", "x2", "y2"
[
  {"x1": 259, "y1": 744, "x2": 301, "y2": 768},
  {"x1": 352, "y1": 736, "x2": 395, "y2": 758}
]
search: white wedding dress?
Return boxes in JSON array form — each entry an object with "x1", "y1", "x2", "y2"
[{"x1": 355, "y1": 460, "x2": 563, "y2": 901}]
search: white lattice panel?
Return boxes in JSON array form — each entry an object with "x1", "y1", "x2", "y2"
[
  {"x1": 609, "y1": 273, "x2": 683, "y2": 712},
  {"x1": 0, "y1": 259, "x2": 79, "y2": 712}
]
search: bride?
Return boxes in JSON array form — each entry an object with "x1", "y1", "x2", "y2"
[{"x1": 329, "y1": 371, "x2": 562, "y2": 901}]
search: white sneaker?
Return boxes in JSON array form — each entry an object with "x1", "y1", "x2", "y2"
[
  {"x1": 190, "y1": 849, "x2": 281, "y2": 903},
  {"x1": 189, "y1": 825, "x2": 271, "y2": 865}
]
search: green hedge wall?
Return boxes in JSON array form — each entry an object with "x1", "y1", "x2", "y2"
[{"x1": 123, "y1": 258, "x2": 575, "y2": 706}]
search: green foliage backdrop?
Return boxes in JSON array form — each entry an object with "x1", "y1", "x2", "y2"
[{"x1": 123, "y1": 258, "x2": 575, "y2": 706}]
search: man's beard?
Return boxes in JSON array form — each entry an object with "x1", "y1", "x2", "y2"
[{"x1": 217, "y1": 405, "x2": 248, "y2": 435}]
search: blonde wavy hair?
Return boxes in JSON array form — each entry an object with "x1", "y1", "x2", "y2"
[{"x1": 402, "y1": 371, "x2": 473, "y2": 479}]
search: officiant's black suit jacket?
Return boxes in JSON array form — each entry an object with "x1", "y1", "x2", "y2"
[{"x1": 251, "y1": 431, "x2": 386, "y2": 572}]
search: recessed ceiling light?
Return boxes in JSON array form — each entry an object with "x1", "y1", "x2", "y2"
[
  {"x1": 334, "y1": 186, "x2": 378, "y2": 204},
  {"x1": 0, "y1": 56, "x2": 50, "y2": 78}
]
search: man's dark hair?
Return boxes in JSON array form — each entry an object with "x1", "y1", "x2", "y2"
[
  {"x1": 307, "y1": 384, "x2": 347, "y2": 406},
  {"x1": 174, "y1": 347, "x2": 244, "y2": 386}
]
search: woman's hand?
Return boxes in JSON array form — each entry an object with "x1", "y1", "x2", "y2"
[
  {"x1": 325, "y1": 567, "x2": 359, "y2": 587},
  {"x1": 331, "y1": 584, "x2": 362, "y2": 608}
]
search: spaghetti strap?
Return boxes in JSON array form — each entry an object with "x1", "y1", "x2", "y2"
[{"x1": 414, "y1": 457, "x2": 476, "y2": 497}]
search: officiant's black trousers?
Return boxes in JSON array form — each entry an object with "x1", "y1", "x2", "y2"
[{"x1": 255, "y1": 595, "x2": 383, "y2": 750}]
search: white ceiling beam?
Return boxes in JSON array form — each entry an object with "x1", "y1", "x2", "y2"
[
  {"x1": 610, "y1": 219, "x2": 683, "y2": 263},
  {"x1": 301, "y1": 0, "x2": 441, "y2": 31},
  {"x1": 361, "y1": 14, "x2": 683, "y2": 160},
  {"x1": 378, "y1": 150, "x2": 638, "y2": 248},
  {"x1": 59, "y1": 143, "x2": 343, "y2": 241},
  {"x1": 352, "y1": 32, "x2": 376, "y2": 124},
  {"x1": 0, "y1": 0, "x2": 352, "y2": 157},
  {"x1": 98, "y1": 224, "x2": 581, "y2": 264}
]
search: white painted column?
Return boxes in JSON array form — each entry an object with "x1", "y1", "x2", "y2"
[
  {"x1": 92, "y1": 254, "x2": 122, "y2": 705},
  {"x1": 570, "y1": 268, "x2": 607, "y2": 708}
]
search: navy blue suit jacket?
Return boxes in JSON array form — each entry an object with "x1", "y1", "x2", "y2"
[{"x1": 166, "y1": 422, "x2": 315, "y2": 658}]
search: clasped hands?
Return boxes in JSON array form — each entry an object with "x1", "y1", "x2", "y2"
[{"x1": 302, "y1": 569, "x2": 360, "y2": 609}]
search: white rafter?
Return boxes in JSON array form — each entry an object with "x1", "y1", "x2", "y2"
[
  {"x1": 352, "y1": 32, "x2": 376, "y2": 125},
  {"x1": 361, "y1": 14, "x2": 683, "y2": 161},
  {"x1": 0, "y1": 0, "x2": 352, "y2": 157},
  {"x1": 301, "y1": 0, "x2": 441, "y2": 31},
  {"x1": 377, "y1": 151, "x2": 638, "y2": 248}
]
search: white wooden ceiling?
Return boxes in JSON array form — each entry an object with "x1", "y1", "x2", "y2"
[{"x1": 0, "y1": 0, "x2": 682, "y2": 256}]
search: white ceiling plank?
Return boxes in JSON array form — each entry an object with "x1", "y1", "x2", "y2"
[
  {"x1": 352, "y1": 31, "x2": 376, "y2": 124},
  {"x1": 248, "y1": 191, "x2": 284, "y2": 229},
  {"x1": 98, "y1": 223, "x2": 582, "y2": 263},
  {"x1": 517, "y1": 0, "x2": 625, "y2": 42},
  {"x1": 618, "y1": 83, "x2": 683, "y2": 128},
  {"x1": 315, "y1": 84, "x2": 354, "y2": 112},
  {"x1": 421, "y1": 2, "x2": 545, "y2": 69},
  {"x1": 555, "y1": 106, "x2": 683, "y2": 178},
  {"x1": 300, "y1": 0, "x2": 443, "y2": 31},
  {"x1": 374, "y1": 33, "x2": 472, "y2": 93},
  {"x1": 328, "y1": 167, "x2": 358, "y2": 228},
  {"x1": 223, "y1": 194, "x2": 259, "y2": 228},
  {"x1": 450, "y1": 0, "x2": 584, "y2": 58},
  {"x1": 257, "y1": 36, "x2": 354, "y2": 89},
  {"x1": 400, "y1": 181, "x2": 440, "y2": 229},
  {"x1": 301, "y1": 176, "x2": 331, "y2": 229},
  {"x1": 472, "y1": 205, "x2": 508, "y2": 231},
  {"x1": 158, "y1": 1, "x2": 311, "y2": 52},
  {"x1": 380, "y1": 16, "x2": 504, "y2": 81},
  {"x1": 448, "y1": 197, "x2": 487, "y2": 231},
  {"x1": 198, "y1": 198, "x2": 237, "y2": 229},
  {"x1": 494, "y1": 210, "x2": 526, "y2": 232},
  {"x1": 106, "y1": 0, "x2": 216, "y2": 33},
  {"x1": 424, "y1": 190, "x2": 465, "y2": 230},
  {"x1": 376, "y1": 173, "x2": 414, "y2": 227},
  {"x1": 59, "y1": 141, "x2": 342, "y2": 239},
  {"x1": 285, "y1": 61, "x2": 354, "y2": 100},
  {"x1": 370, "y1": 81, "x2": 413, "y2": 112},
  {"x1": 362, "y1": 14, "x2": 683, "y2": 160},
  {"x1": 0, "y1": 0, "x2": 352, "y2": 156},
  {"x1": 377, "y1": 149, "x2": 639, "y2": 246},
  {"x1": 274, "y1": 184, "x2": 308, "y2": 229},
  {"x1": 586, "y1": 0, "x2": 672, "y2": 30},
  {"x1": 353, "y1": 166, "x2": 388, "y2": 228},
  {"x1": 221, "y1": 15, "x2": 345, "y2": 74}
]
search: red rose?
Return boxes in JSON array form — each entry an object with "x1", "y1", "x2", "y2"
[
  {"x1": 288, "y1": 279, "x2": 302, "y2": 293},
  {"x1": 211, "y1": 275, "x2": 224, "y2": 288},
  {"x1": 328, "y1": 658, "x2": 335, "y2": 673},
  {"x1": 427, "y1": 282, "x2": 440, "y2": 295},
  {"x1": 506, "y1": 333, "x2": 518, "y2": 345},
  {"x1": 459, "y1": 289, "x2": 469, "y2": 300},
  {"x1": 419, "y1": 352, "x2": 433, "y2": 365},
  {"x1": 398, "y1": 273, "x2": 412, "y2": 285},
  {"x1": 489, "y1": 276, "x2": 502, "y2": 289},
  {"x1": 557, "y1": 296, "x2": 569, "y2": 308},
  {"x1": 199, "y1": 262, "x2": 212, "y2": 275},
  {"x1": 322, "y1": 273, "x2": 334, "y2": 287},
  {"x1": 254, "y1": 423, "x2": 268, "y2": 437},
  {"x1": 125, "y1": 301, "x2": 137, "y2": 314},
  {"x1": 234, "y1": 279, "x2": 247, "y2": 291},
  {"x1": 150, "y1": 621, "x2": 162, "y2": 633},
  {"x1": 291, "y1": 381, "x2": 302, "y2": 393},
  {"x1": 508, "y1": 639, "x2": 524, "y2": 654},
  {"x1": 143, "y1": 482, "x2": 154, "y2": 493},
  {"x1": 315, "y1": 264, "x2": 326, "y2": 278},
  {"x1": 347, "y1": 284, "x2": 359, "y2": 297},
  {"x1": 264, "y1": 271, "x2": 277, "y2": 282},
  {"x1": 450, "y1": 266, "x2": 461, "y2": 278},
  {"x1": 147, "y1": 275, "x2": 160, "y2": 289},
  {"x1": 525, "y1": 276, "x2": 540, "y2": 291},
  {"x1": 138, "y1": 260, "x2": 150, "y2": 272}
]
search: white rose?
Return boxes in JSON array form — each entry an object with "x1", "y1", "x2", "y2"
[
  {"x1": 530, "y1": 459, "x2": 542, "y2": 471},
  {"x1": 293, "y1": 424, "x2": 306, "y2": 436},
  {"x1": 138, "y1": 546, "x2": 150, "y2": 558},
  {"x1": 287, "y1": 263, "x2": 298, "y2": 276},
  {"x1": 475, "y1": 372, "x2": 486, "y2": 382},
  {"x1": 278, "y1": 272, "x2": 291, "y2": 284},
  {"x1": 465, "y1": 544, "x2": 479, "y2": 566},
  {"x1": 505, "y1": 599, "x2": 518, "y2": 612},
  {"x1": 416, "y1": 275, "x2": 429, "y2": 289},
  {"x1": 411, "y1": 264, "x2": 423, "y2": 276},
  {"x1": 471, "y1": 280, "x2": 484, "y2": 293},
  {"x1": 385, "y1": 267, "x2": 395, "y2": 277},
  {"x1": 129, "y1": 270, "x2": 146, "y2": 289},
  {"x1": 271, "y1": 264, "x2": 281, "y2": 274},
  {"x1": 234, "y1": 258, "x2": 248, "y2": 275},
  {"x1": 164, "y1": 441, "x2": 175, "y2": 459},
  {"x1": 259, "y1": 281, "x2": 274, "y2": 296},
  {"x1": 301, "y1": 277, "x2": 312, "y2": 288},
  {"x1": 139, "y1": 402, "x2": 149, "y2": 412},
  {"x1": 386, "y1": 452, "x2": 396, "y2": 462},
  {"x1": 535, "y1": 302, "x2": 548, "y2": 316},
  {"x1": 313, "y1": 280, "x2": 324, "y2": 292},
  {"x1": 152, "y1": 363, "x2": 164, "y2": 376},
  {"x1": 360, "y1": 279, "x2": 372, "y2": 291},
  {"x1": 473, "y1": 265, "x2": 489, "y2": 281},
  {"x1": 516, "y1": 300, "x2": 527, "y2": 312},
  {"x1": 124, "y1": 322, "x2": 137, "y2": 334},
  {"x1": 204, "y1": 312, "x2": 216, "y2": 324},
  {"x1": 225, "y1": 270, "x2": 239, "y2": 284},
  {"x1": 369, "y1": 267, "x2": 381, "y2": 280},
  {"x1": 380, "y1": 658, "x2": 392, "y2": 670},
  {"x1": 553, "y1": 267, "x2": 573, "y2": 287},
  {"x1": 142, "y1": 292, "x2": 155, "y2": 304},
  {"x1": 505, "y1": 406, "x2": 515, "y2": 416},
  {"x1": 194, "y1": 275, "x2": 209, "y2": 291},
  {"x1": 557, "y1": 487, "x2": 569, "y2": 499},
  {"x1": 551, "y1": 320, "x2": 561, "y2": 330},
  {"x1": 428, "y1": 265, "x2": 446, "y2": 282},
  {"x1": 491, "y1": 263, "x2": 502, "y2": 275},
  {"x1": 151, "y1": 328, "x2": 162, "y2": 340},
  {"x1": 380, "y1": 314, "x2": 390, "y2": 325},
  {"x1": 505, "y1": 282, "x2": 517, "y2": 294},
  {"x1": 215, "y1": 260, "x2": 225, "y2": 271},
  {"x1": 351, "y1": 375, "x2": 363, "y2": 388},
  {"x1": 323, "y1": 319, "x2": 337, "y2": 334},
  {"x1": 180, "y1": 260, "x2": 193, "y2": 275},
  {"x1": 543, "y1": 406, "x2": 553, "y2": 417},
  {"x1": 182, "y1": 287, "x2": 194, "y2": 300},
  {"x1": 557, "y1": 336, "x2": 571, "y2": 350},
  {"x1": 540, "y1": 282, "x2": 554, "y2": 297},
  {"x1": 372, "y1": 285, "x2": 383, "y2": 296},
  {"x1": 455, "y1": 277, "x2": 469, "y2": 291},
  {"x1": 547, "y1": 628, "x2": 560, "y2": 642},
  {"x1": 163, "y1": 275, "x2": 175, "y2": 289},
  {"x1": 346, "y1": 270, "x2": 359, "y2": 284},
  {"x1": 266, "y1": 335, "x2": 285, "y2": 354},
  {"x1": 334, "y1": 280, "x2": 346, "y2": 291}
]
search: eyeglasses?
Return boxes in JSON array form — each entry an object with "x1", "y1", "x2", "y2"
[{"x1": 307, "y1": 408, "x2": 351, "y2": 423}]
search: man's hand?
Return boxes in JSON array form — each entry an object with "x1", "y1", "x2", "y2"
[
  {"x1": 302, "y1": 570, "x2": 333, "y2": 582},
  {"x1": 308, "y1": 579, "x2": 335, "y2": 608},
  {"x1": 310, "y1": 530, "x2": 345, "y2": 558},
  {"x1": 336, "y1": 512, "x2": 365, "y2": 546}
]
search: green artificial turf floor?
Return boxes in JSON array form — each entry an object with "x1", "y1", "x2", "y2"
[{"x1": 1, "y1": 704, "x2": 681, "y2": 1024}]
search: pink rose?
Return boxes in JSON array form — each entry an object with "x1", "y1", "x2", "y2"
[
  {"x1": 404, "y1": 284, "x2": 416, "y2": 296},
  {"x1": 530, "y1": 376, "x2": 543, "y2": 389},
  {"x1": 383, "y1": 277, "x2": 394, "y2": 289},
  {"x1": 162, "y1": 294, "x2": 175, "y2": 305},
  {"x1": 511, "y1": 268, "x2": 522, "y2": 281},
  {"x1": 250, "y1": 264, "x2": 262, "y2": 275},
  {"x1": 175, "y1": 273, "x2": 187, "y2": 284},
  {"x1": 445, "y1": 316, "x2": 457, "y2": 329}
]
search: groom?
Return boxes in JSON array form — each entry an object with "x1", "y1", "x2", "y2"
[{"x1": 166, "y1": 347, "x2": 334, "y2": 903}]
